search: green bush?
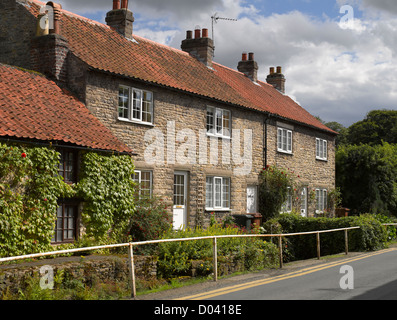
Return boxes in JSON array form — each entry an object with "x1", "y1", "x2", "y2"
[
  {"x1": 263, "y1": 214, "x2": 389, "y2": 261},
  {"x1": 128, "y1": 195, "x2": 171, "y2": 250},
  {"x1": 157, "y1": 224, "x2": 279, "y2": 279},
  {"x1": 258, "y1": 166, "x2": 292, "y2": 220}
]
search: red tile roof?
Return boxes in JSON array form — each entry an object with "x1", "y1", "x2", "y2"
[
  {"x1": 0, "y1": 63, "x2": 133, "y2": 154},
  {"x1": 25, "y1": 0, "x2": 335, "y2": 134}
]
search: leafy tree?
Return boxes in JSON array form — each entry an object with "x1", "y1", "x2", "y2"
[
  {"x1": 336, "y1": 143, "x2": 397, "y2": 216},
  {"x1": 347, "y1": 109, "x2": 397, "y2": 145},
  {"x1": 324, "y1": 121, "x2": 348, "y2": 146}
]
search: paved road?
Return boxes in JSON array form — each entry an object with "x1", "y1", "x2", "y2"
[{"x1": 176, "y1": 248, "x2": 397, "y2": 300}]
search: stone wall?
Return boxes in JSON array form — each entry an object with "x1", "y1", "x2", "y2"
[
  {"x1": 0, "y1": 0, "x2": 37, "y2": 69},
  {"x1": 0, "y1": 255, "x2": 157, "y2": 295},
  {"x1": 83, "y1": 70, "x2": 336, "y2": 224}
]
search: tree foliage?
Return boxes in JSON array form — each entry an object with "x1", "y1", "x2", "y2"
[
  {"x1": 347, "y1": 109, "x2": 397, "y2": 146},
  {"x1": 330, "y1": 109, "x2": 397, "y2": 217},
  {"x1": 336, "y1": 142, "x2": 397, "y2": 216}
]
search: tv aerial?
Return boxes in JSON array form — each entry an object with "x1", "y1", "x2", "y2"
[{"x1": 211, "y1": 12, "x2": 237, "y2": 57}]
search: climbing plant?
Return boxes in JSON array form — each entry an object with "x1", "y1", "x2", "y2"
[
  {"x1": 0, "y1": 144, "x2": 68, "y2": 257},
  {"x1": 0, "y1": 143, "x2": 137, "y2": 257},
  {"x1": 76, "y1": 152, "x2": 136, "y2": 243}
]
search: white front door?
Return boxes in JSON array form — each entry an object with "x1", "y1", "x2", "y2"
[
  {"x1": 247, "y1": 186, "x2": 258, "y2": 214},
  {"x1": 301, "y1": 187, "x2": 308, "y2": 217},
  {"x1": 173, "y1": 171, "x2": 188, "y2": 230}
]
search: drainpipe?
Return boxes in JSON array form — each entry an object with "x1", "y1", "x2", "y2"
[{"x1": 263, "y1": 114, "x2": 269, "y2": 168}]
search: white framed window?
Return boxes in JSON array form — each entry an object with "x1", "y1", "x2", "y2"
[
  {"x1": 316, "y1": 138, "x2": 328, "y2": 161},
  {"x1": 206, "y1": 106, "x2": 231, "y2": 138},
  {"x1": 133, "y1": 170, "x2": 153, "y2": 198},
  {"x1": 118, "y1": 86, "x2": 153, "y2": 124},
  {"x1": 316, "y1": 189, "x2": 327, "y2": 212},
  {"x1": 206, "y1": 176, "x2": 230, "y2": 210},
  {"x1": 281, "y1": 187, "x2": 292, "y2": 213},
  {"x1": 277, "y1": 128, "x2": 292, "y2": 154}
]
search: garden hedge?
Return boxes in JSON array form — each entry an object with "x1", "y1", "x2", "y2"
[{"x1": 263, "y1": 214, "x2": 391, "y2": 262}]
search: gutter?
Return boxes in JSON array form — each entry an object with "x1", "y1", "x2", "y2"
[{"x1": 0, "y1": 136, "x2": 137, "y2": 156}]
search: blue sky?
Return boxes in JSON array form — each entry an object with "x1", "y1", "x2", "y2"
[{"x1": 60, "y1": 0, "x2": 397, "y2": 127}]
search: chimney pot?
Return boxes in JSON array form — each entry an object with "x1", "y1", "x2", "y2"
[
  {"x1": 237, "y1": 52, "x2": 258, "y2": 82},
  {"x1": 267, "y1": 66, "x2": 286, "y2": 94},
  {"x1": 181, "y1": 27, "x2": 214, "y2": 67},
  {"x1": 113, "y1": 0, "x2": 121, "y2": 10},
  {"x1": 121, "y1": 0, "x2": 128, "y2": 9},
  {"x1": 106, "y1": 0, "x2": 134, "y2": 40},
  {"x1": 46, "y1": 2, "x2": 62, "y2": 34},
  {"x1": 194, "y1": 28, "x2": 201, "y2": 39}
]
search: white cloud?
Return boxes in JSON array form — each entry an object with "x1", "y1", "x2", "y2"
[{"x1": 59, "y1": 0, "x2": 397, "y2": 126}]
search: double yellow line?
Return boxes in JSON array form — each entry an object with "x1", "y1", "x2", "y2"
[{"x1": 176, "y1": 248, "x2": 397, "y2": 300}]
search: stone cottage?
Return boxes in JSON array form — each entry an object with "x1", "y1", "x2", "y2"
[
  {"x1": 0, "y1": 0, "x2": 337, "y2": 235},
  {"x1": 0, "y1": 62, "x2": 133, "y2": 245}
]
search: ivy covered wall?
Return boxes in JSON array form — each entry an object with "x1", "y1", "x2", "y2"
[{"x1": 0, "y1": 143, "x2": 136, "y2": 258}]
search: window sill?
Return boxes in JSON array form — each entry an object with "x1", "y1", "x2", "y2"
[
  {"x1": 206, "y1": 133, "x2": 231, "y2": 140},
  {"x1": 316, "y1": 157, "x2": 328, "y2": 162},
  {"x1": 277, "y1": 149, "x2": 293, "y2": 155},
  {"x1": 205, "y1": 208, "x2": 232, "y2": 212},
  {"x1": 118, "y1": 118, "x2": 155, "y2": 127}
]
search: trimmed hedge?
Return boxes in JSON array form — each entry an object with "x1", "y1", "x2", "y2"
[{"x1": 263, "y1": 214, "x2": 390, "y2": 262}]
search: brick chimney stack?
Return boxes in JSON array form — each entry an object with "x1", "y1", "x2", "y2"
[
  {"x1": 106, "y1": 0, "x2": 134, "y2": 40},
  {"x1": 237, "y1": 52, "x2": 258, "y2": 83},
  {"x1": 181, "y1": 28, "x2": 214, "y2": 68},
  {"x1": 266, "y1": 66, "x2": 286, "y2": 94},
  {"x1": 31, "y1": 1, "x2": 69, "y2": 84}
]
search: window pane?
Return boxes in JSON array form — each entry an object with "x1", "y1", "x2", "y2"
[
  {"x1": 141, "y1": 171, "x2": 152, "y2": 197},
  {"x1": 132, "y1": 171, "x2": 140, "y2": 184},
  {"x1": 222, "y1": 111, "x2": 231, "y2": 137},
  {"x1": 215, "y1": 109, "x2": 222, "y2": 135},
  {"x1": 282, "y1": 130, "x2": 287, "y2": 151},
  {"x1": 222, "y1": 178, "x2": 230, "y2": 208},
  {"x1": 174, "y1": 175, "x2": 185, "y2": 206},
  {"x1": 207, "y1": 108, "x2": 215, "y2": 133},
  {"x1": 214, "y1": 178, "x2": 222, "y2": 208},
  {"x1": 206, "y1": 177, "x2": 213, "y2": 208},
  {"x1": 142, "y1": 91, "x2": 153, "y2": 123},
  {"x1": 118, "y1": 86, "x2": 130, "y2": 119},
  {"x1": 277, "y1": 129, "x2": 282, "y2": 150},
  {"x1": 287, "y1": 131, "x2": 292, "y2": 152},
  {"x1": 53, "y1": 205, "x2": 76, "y2": 243},
  {"x1": 132, "y1": 90, "x2": 142, "y2": 120}
]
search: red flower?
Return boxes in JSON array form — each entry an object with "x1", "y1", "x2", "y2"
[
  {"x1": 43, "y1": 198, "x2": 48, "y2": 202},
  {"x1": 21, "y1": 153, "x2": 27, "y2": 158}
]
